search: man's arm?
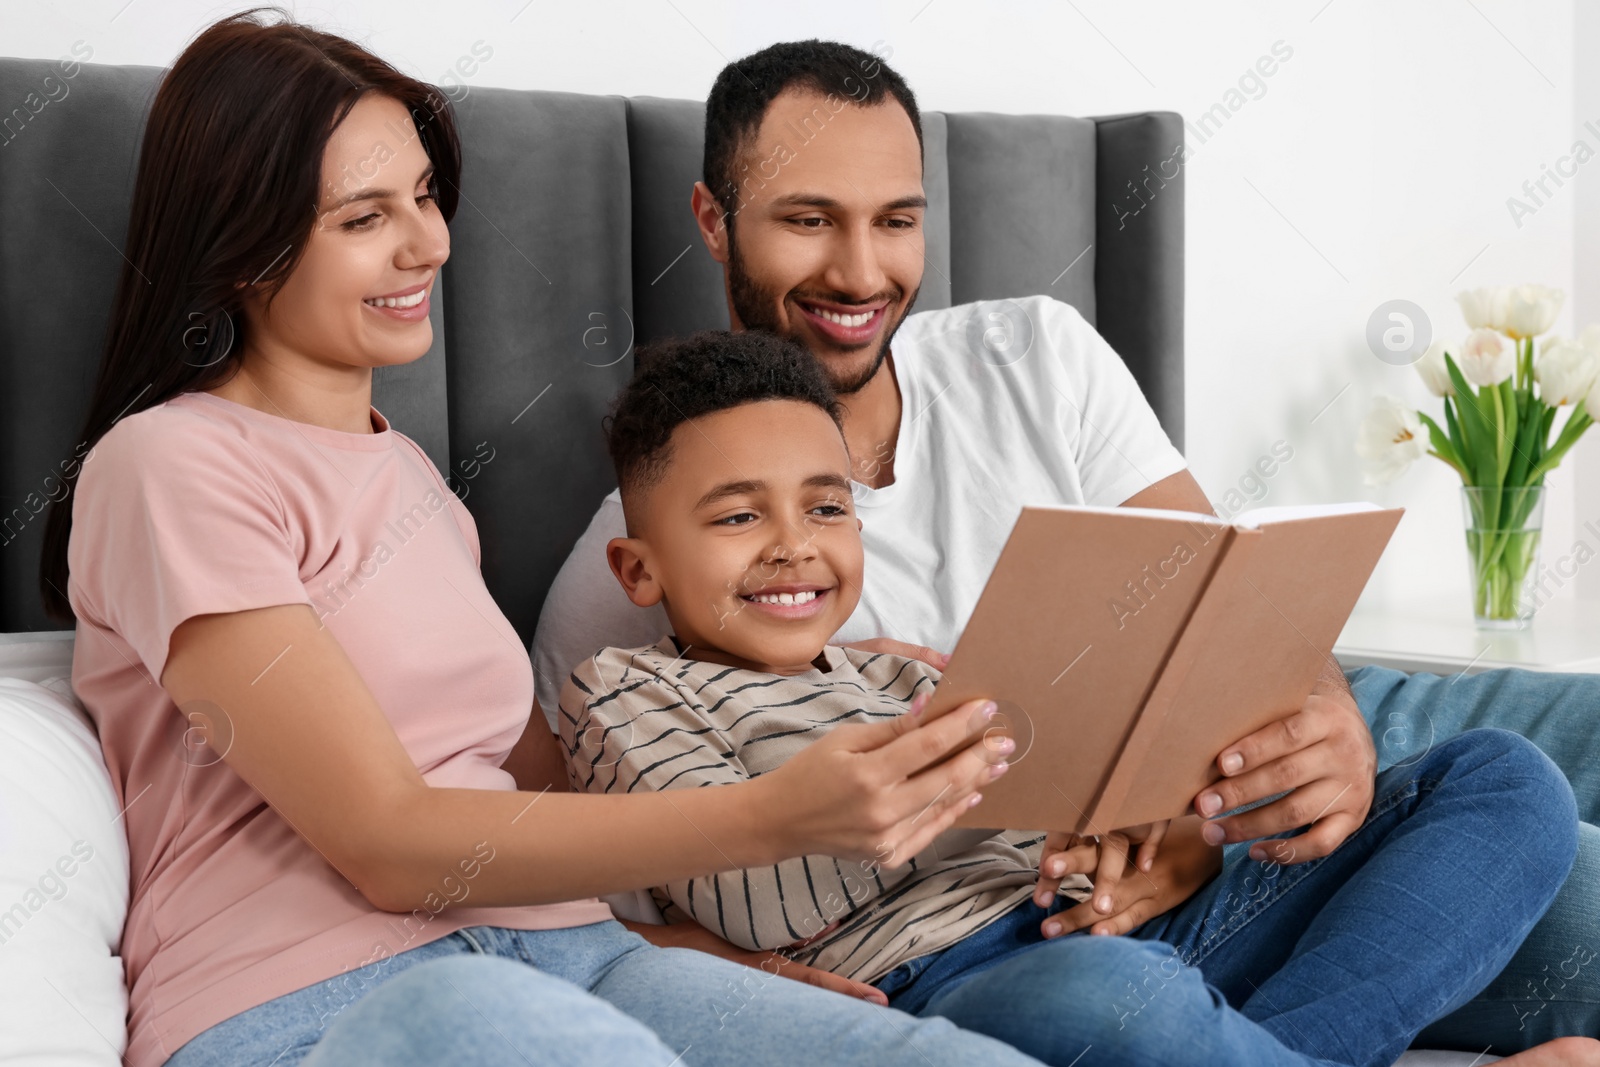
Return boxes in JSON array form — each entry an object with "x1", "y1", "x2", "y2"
[
  {"x1": 1121, "y1": 468, "x2": 1378, "y2": 864},
  {"x1": 1119, "y1": 467, "x2": 1216, "y2": 516}
]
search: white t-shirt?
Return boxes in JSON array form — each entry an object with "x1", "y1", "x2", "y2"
[{"x1": 530, "y1": 295, "x2": 1188, "y2": 729}]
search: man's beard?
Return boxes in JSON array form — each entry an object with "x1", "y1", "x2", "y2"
[{"x1": 727, "y1": 232, "x2": 920, "y2": 395}]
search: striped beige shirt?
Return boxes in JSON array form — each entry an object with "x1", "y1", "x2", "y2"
[{"x1": 558, "y1": 638, "x2": 1092, "y2": 984}]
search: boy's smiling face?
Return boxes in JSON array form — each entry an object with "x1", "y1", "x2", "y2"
[{"x1": 606, "y1": 398, "x2": 864, "y2": 675}]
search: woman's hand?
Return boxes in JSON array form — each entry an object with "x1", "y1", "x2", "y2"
[
  {"x1": 621, "y1": 919, "x2": 889, "y2": 1006},
  {"x1": 755, "y1": 692, "x2": 1011, "y2": 864},
  {"x1": 1035, "y1": 815, "x2": 1222, "y2": 937}
]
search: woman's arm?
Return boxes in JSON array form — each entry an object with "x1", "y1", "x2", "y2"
[
  {"x1": 567, "y1": 682, "x2": 956, "y2": 953},
  {"x1": 162, "y1": 603, "x2": 1003, "y2": 913},
  {"x1": 501, "y1": 702, "x2": 571, "y2": 794}
]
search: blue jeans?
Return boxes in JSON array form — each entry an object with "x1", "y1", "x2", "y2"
[
  {"x1": 1344, "y1": 665, "x2": 1600, "y2": 1049},
  {"x1": 164, "y1": 919, "x2": 1050, "y2": 1066},
  {"x1": 874, "y1": 727, "x2": 1577, "y2": 1067}
]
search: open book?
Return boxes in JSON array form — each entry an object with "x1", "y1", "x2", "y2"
[{"x1": 923, "y1": 501, "x2": 1404, "y2": 834}]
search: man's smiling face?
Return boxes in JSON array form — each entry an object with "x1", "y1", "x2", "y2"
[{"x1": 711, "y1": 89, "x2": 927, "y2": 395}]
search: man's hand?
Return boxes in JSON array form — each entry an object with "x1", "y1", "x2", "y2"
[
  {"x1": 844, "y1": 638, "x2": 949, "y2": 671},
  {"x1": 1194, "y1": 661, "x2": 1376, "y2": 864},
  {"x1": 1034, "y1": 816, "x2": 1221, "y2": 937},
  {"x1": 620, "y1": 919, "x2": 889, "y2": 1006}
]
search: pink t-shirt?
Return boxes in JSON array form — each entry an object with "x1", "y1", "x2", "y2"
[{"x1": 67, "y1": 390, "x2": 611, "y2": 1067}]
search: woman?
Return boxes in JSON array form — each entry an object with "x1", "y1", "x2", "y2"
[{"x1": 38, "y1": 10, "x2": 1031, "y2": 1066}]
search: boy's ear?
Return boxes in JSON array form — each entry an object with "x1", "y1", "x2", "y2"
[{"x1": 606, "y1": 537, "x2": 663, "y2": 608}]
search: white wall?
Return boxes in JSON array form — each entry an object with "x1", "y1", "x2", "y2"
[
  {"x1": 1573, "y1": 0, "x2": 1600, "y2": 602},
  {"x1": 7, "y1": 0, "x2": 1595, "y2": 609}
]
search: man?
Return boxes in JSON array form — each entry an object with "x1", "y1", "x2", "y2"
[{"x1": 532, "y1": 39, "x2": 1600, "y2": 1053}]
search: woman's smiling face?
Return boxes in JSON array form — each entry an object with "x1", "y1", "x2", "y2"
[{"x1": 238, "y1": 93, "x2": 449, "y2": 373}]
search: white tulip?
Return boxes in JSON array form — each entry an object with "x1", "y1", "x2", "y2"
[
  {"x1": 1356, "y1": 396, "x2": 1430, "y2": 485},
  {"x1": 1581, "y1": 323, "x2": 1600, "y2": 355},
  {"x1": 1416, "y1": 340, "x2": 1456, "y2": 397},
  {"x1": 1459, "y1": 327, "x2": 1515, "y2": 387},
  {"x1": 1502, "y1": 283, "x2": 1564, "y2": 339},
  {"x1": 1535, "y1": 337, "x2": 1600, "y2": 406},
  {"x1": 1456, "y1": 286, "x2": 1509, "y2": 331}
]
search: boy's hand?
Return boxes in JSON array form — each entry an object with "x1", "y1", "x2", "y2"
[
  {"x1": 1033, "y1": 820, "x2": 1170, "y2": 926},
  {"x1": 1034, "y1": 820, "x2": 1169, "y2": 910},
  {"x1": 1036, "y1": 816, "x2": 1222, "y2": 938}
]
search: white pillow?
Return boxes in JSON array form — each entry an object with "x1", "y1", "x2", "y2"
[
  {"x1": 0, "y1": 633, "x2": 129, "y2": 1067},
  {"x1": 0, "y1": 627, "x2": 75, "y2": 683}
]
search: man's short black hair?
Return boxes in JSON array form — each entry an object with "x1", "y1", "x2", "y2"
[
  {"x1": 605, "y1": 330, "x2": 844, "y2": 504},
  {"x1": 703, "y1": 39, "x2": 923, "y2": 225}
]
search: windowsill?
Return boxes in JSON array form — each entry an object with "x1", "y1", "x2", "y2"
[{"x1": 1334, "y1": 594, "x2": 1600, "y2": 676}]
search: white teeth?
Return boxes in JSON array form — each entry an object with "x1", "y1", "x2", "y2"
[
  {"x1": 812, "y1": 307, "x2": 873, "y2": 328},
  {"x1": 365, "y1": 289, "x2": 426, "y2": 309},
  {"x1": 750, "y1": 590, "x2": 819, "y2": 605}
]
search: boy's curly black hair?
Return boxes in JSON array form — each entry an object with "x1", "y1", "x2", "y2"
[{"x1": 604, "y1": 330, "x2": 844, "y2": 502}]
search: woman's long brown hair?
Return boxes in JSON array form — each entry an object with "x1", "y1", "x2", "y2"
[{"x1": 39, "y1": 7, "x2": 462, "y2": 621}]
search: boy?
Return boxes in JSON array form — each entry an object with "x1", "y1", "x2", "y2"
[{"x1": 559, "y1": 330, "x2": 1586, "y2": 1067}]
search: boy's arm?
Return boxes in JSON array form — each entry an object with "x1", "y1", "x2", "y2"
[
  {"x1": 616, "y1": 916, "x2": 889, "y2": 1006},
  {"x1": 561, "y1": 671, "x2": 915, "y2": 953}
]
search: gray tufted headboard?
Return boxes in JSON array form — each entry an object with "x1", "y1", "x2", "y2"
[{"x1": 0, "y1": 57, "x2": 1184, "y2": 638}]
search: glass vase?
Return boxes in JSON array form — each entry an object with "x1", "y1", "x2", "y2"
[{"x1": 1460, "y1": 485, "x2": 1545, "y2": 630}]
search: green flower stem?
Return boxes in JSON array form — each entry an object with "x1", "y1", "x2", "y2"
[
  {"x1": 1420, "y1": 339, "x2": 1598, "y2": 623},
  {"x1": 1526, "y1": 404, "x2": 1593, "y2": 484},
  {"x1": 1468, "y1": 522, "x2": 1542, "y2": 620}
]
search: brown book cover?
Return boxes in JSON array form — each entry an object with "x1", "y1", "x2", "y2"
[{"x1": 922, "y1": 502, "x2": 1404, "y2": 834}]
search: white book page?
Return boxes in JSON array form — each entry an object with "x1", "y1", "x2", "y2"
[
  {"x1": 1026, "y1": 503, "x2": 1229, "y2": 525},
  {"x1": 1231, "y1": 501, "x2": 1383, "y2": 528},
  {"x1": 1024, "y1": 501, "x2": 1381, "y2": 529}
]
